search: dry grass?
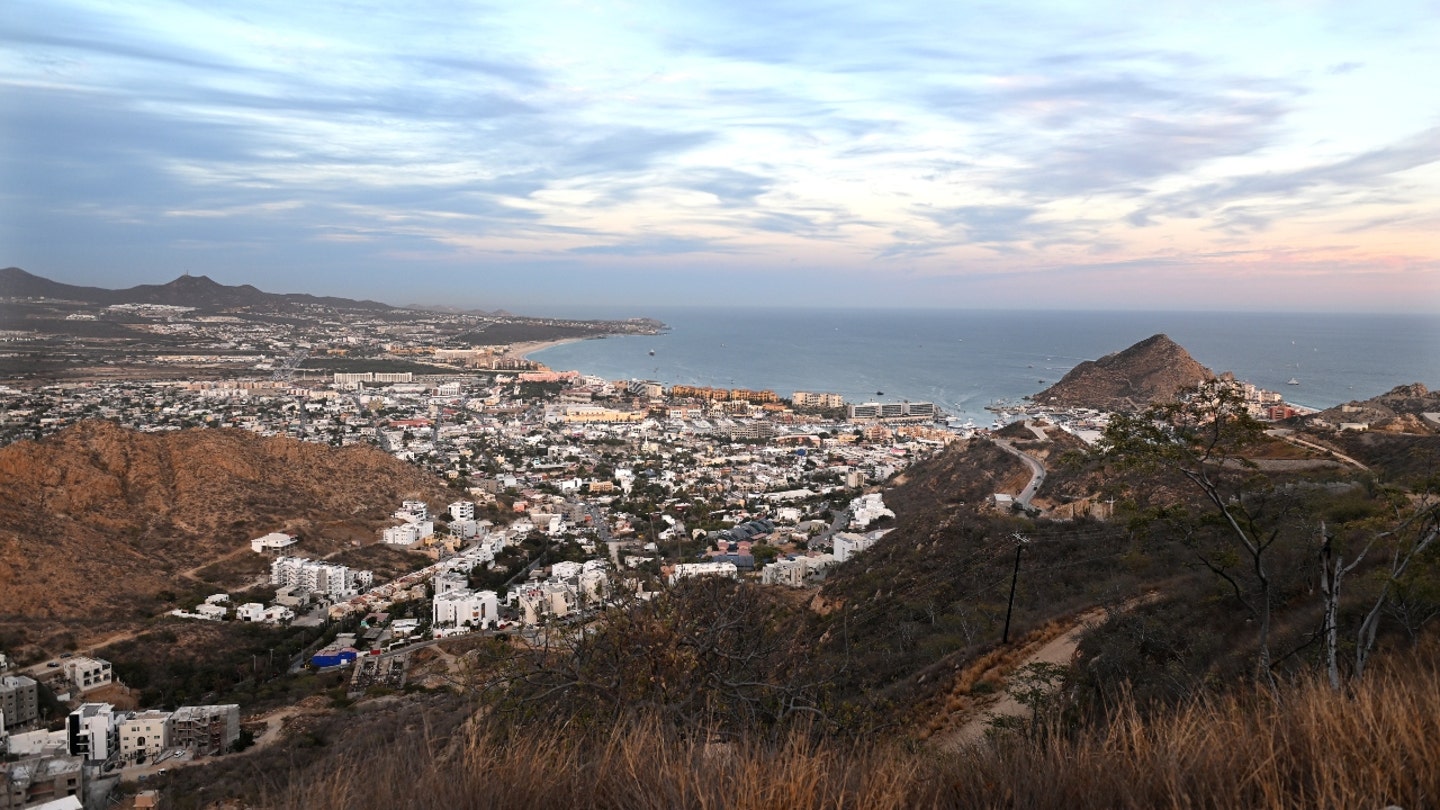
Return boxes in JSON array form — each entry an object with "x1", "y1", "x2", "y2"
[{"x1": 255, "y1": 651, "x2": 1440, "y2": 810}]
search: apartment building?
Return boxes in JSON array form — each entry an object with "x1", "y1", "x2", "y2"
[
  {"x1": 431, "y1": 589, "x2": 500, "y2": 630},
  {"x1": 169, "y1": 705, "x2": 239, "y2": 756},
  {"x1": 270, "y1": 556, "x2": 373, "y2": 597},
  {"x1": 0, "y1": 675, "x2": 38, "y2": 730},
  {"x1": 117, "y1": 710, "x2": 172, "y2": 762},
  {"x1": 66, "y1": 703, "x2": 118, "y2": 762}
]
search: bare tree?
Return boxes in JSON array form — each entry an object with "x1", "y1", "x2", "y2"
[
  {"x1": 1352, "y1": 499, "x2": 1440, "y2": 679},
  {"x1": 1099, "y1": 380, "x2": 1285, "y2": 687}
]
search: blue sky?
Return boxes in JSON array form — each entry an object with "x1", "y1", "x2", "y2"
[{"x1": 2, "y1": 0, "x2": 1438, "y2": 313}]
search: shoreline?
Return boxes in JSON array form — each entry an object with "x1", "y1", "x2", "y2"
[{"x1": 508, "y1": 337, "x2": 589, "y2": 363}]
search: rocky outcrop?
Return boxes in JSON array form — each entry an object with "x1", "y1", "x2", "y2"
[
  {"x1": 0, "y1": 421, "x2": 451, "y2": 624},
  {"x1": 1310, "y1": 383, "x2": 1440, "y2": 434},
  {"x1": 1031, "y1": 334, "x2": 1214, "y2": 412}
]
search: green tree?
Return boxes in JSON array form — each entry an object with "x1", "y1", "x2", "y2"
[{"x1": 1098, "y1": 380, "x2": 1285, "y2": 685}]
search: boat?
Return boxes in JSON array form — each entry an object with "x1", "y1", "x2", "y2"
[
  {"x1": 648, "y1": 350, "x2": 655, "y2": 356},
  {"x1": 1287, "y1": 378, "x2": 1300, "y2": 385},
  {"x1": 876, "y1": 391, "x2": 884, "y2": 396}
]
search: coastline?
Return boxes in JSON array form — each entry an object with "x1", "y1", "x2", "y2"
[{"x1": 509, "y1": 337, "x2": 589, "y2": 363}]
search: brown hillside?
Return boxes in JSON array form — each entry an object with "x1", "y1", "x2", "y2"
[
  {"x1": 1032, "y1": 334, "x2": 1213, "y2": 411},
  {"x1": 1310, "y1": 383, "x2": 1440, "y2": 435},
  {"x1": 0, "y1": 421, "x2": 450, "y2": 632}
]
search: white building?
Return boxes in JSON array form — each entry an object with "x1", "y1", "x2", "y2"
[
  {"x1": 448, "y1": 501, "x2": 475, "y2": 521},
  {"x1": 382, "y1": 520, "x2": 433, "y2": 546},
  {"x1": 395, "y1": 500, "x2": 429, "y2": 522},
  {"x1": 250, "y1": 532, "x2": 298, "y2": 553},
  {"x1": 66, "y1": 703, "x2": 118, "y2": 762},
  {"x1": 761, "y1": 557, "x2": 808, "y2": 587},
  {"x1": 761, "y1": 554, "x2": 838, "y2": 586},
  {"x1": 235, "y1": 603, "x2": 265, "y2": 622},
  {"x1": 516, "y1": 581, "x2": 578, "y2": 625},
  {"x1": 61, "y1": 658, "x2": 112, "y2": 695},
  {"x1": 432, "y1": 589, "x2": 500, "y2": 630},
  {"x1": 833, "y1": 530, "x2": 889, "y2": 563},
  {"x1": 668, "y1": 561, "x2": 739, "y2": 586},
  {"x1": 847, "y1": 493, "x2": 895, "y2": 530},
  {"x1": 117, "y1": 710, "x2": 172, "y2": 762},
  {"x1": 434, "y1": 571, "x2": 469, "y2": 595},
  {"x1": 6, "y1": 727, "x2": 69, "y2": 756},
  {"x1": 270, "y1": 556, "x2": 373, "y2": 597}
]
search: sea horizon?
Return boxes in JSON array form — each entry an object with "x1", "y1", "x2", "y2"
[{"x1": 530, "y1": 307, "x2": 1440, "y2": 422}]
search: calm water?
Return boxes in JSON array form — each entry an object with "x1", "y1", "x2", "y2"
[{"x1": 532, "y1": 309, "x2": 1440, "y2": 422}]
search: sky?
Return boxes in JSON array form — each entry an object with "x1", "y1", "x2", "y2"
[{"x1": 2, "y1": 0, "x2": 1439, "y2": 313}]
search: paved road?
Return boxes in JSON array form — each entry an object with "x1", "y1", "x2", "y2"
[{"x1": 994, "y1": 439, "x2": 1046, "y2": 509}]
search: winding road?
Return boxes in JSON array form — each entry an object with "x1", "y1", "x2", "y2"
[{"x1": 993, "y1": 431, "x2": 1046, "y2": 510}]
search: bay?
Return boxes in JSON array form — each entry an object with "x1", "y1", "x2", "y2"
[{"x1": 531, "y1": 308, "x2": 1440, "y2": 422}]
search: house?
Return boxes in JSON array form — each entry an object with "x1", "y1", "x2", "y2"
[
  {"x1": 761, "y1": 557, "x2": 807, "y2": 587},
  {"x1": 61, "y1": 658, "x2": 112, "y2": 695},
  {"x1": 235, "y1": 603, "x2": 266, "y2": 622},
  {"x1": 250, "y1": 532, "x2": 298, "y2": 553}
]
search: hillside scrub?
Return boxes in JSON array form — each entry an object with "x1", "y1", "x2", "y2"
[{"x1": 249, "y1": 648, "x2": 1440, "y2": 810}]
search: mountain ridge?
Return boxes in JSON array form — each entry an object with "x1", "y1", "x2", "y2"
[{"x1": 0, "y1": 266, "x2": 397, "y2": 312}]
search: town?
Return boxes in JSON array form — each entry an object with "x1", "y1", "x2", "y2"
[{"x1": 0, "y1": 299, "x2": 1314, "y2": 809}]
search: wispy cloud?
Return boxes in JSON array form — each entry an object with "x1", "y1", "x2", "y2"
[{"x1": 1, "y1": 0, "x2": 1437, "y2": 310}]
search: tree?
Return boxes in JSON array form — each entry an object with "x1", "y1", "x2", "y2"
[
  {"x1": 1098, "y1": 380, "x2": 1286, "y2": 686},
  {"x1": 1350, "y1": 498, "x2": 1440, "y2": 679}
]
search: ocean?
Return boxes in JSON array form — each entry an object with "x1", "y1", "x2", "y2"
[{"x1": 530, "y1": 309, "x2": 1440, "y2": 422}]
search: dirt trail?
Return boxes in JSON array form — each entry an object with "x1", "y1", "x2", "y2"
[
  {"x1": 929, "y1": 594, "x2": 1157, "y2": 751},
  {"x1": 935, "y1": 607, "x2": 1106, "y2": 750}
]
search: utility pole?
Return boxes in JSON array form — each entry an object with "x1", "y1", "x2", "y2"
[{"x1": 1002, "y1": 532, "x2": 1030, "y2": 645}]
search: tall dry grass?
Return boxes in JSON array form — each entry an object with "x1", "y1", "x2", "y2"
[{"x1": 262, "y1": 655, "x2": 1440, "y2": 810}]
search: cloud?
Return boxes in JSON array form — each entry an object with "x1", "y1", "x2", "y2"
[
  {"x1": 1129, "y1": 126, "x2": 1440, "y2": 230},
  {"x1": 568, "y1": 236, "x2": 742, "y2": 256},
  {"x1": 926, "y1": 68, "x2": 1294, "y2": 199},
  {"x1": 923, "y1": 205, "x2": 1058, "y2": 244},
  {"x1": 562, "y1": 128, "x2": 715, "y2": 174},
  {"x1": 683, "y1": 168, "x2": 773, "y2": 207}
]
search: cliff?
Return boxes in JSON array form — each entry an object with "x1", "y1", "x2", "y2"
[
  {"x1": 1031, "y1": 334, "x2": 1213, "y2": 411},
  {"x1": 0, "y1": 421, "x2": 450, "y2": 629}
]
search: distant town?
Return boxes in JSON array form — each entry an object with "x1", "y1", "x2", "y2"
[{"x1": 0, "y1": 272, "x2": 1321, "y2": 809}]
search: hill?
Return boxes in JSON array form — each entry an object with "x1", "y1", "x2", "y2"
[
  {"x1": 0, "y1": 421, "x2": 450, "y2": 646},
  {"x1": 0, "y1": 266, "x2": 395, "y2": 312},
  {"x1": 1309, "y1": 382, "x2": 1440, "y2": 435},
  {"x1": 1031, "y1": 334, "x2": 1213, "y2": 411}
]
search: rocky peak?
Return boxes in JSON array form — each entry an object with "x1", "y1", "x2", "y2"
[{"x1": 1031, "y1": 334, "x2": 1214, "y2": 412}]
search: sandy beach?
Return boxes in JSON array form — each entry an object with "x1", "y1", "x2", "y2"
[{"x1": 507, "y1": 337, "x2": 588, "y2": 362}]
